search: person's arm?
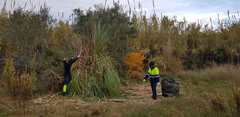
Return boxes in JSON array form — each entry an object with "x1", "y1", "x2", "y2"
[
  {"x1": 68, "y1": 55, "x2": 81, "y2": 65},
  {"x1": 144, "y1": 74, "x2": 149, "y2": 79}
]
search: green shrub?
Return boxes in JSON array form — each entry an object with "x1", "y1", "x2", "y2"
[
  {"x1": 103, "y1": 69, "x2": 121, "y2": 97},
  {"x1": 68, "y1": 55, "x2": 121, "y2": 98}
]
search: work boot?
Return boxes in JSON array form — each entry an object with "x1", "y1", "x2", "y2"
[
  {"x1": 62, "y1": 92, "x2": 67, "y2": 96},
  {"x1": 152, "y1": 96, "x2": 157, "y2": 100}
]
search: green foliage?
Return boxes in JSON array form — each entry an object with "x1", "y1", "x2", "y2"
[
  {"x1": 103, "y1": 67, "x2": 121, "y2": 97},
  {"x1": 68, "y1": 55, "x2": 121, "y2": 98},
  {"x1": 66, "y1": 19, "x2": 121, "y2": 97},
  {"x1": 1, "y1": 1, "x2": 240, "y2": 98},
  {"x1": 73, "y1": 3, "x2": 137, "y2": 77},
  {"x1": 130, "y1": 14, "x2": 240, "y2": 72},
  {"x1": 0, "y1": 7, "x2": 81, "y2": 94},
  {"x1": 97, "y1": 55, "x2": 121, "y2": 97},
  {"x1": 69, "y1": 73, "x2": 105, "y2": 97},
  {"x1": 0, "y1": 8, "x2": 52, "y2": 75},
  {"x1": 50, "y1": 21, "x2": 78, "y2": 58}
]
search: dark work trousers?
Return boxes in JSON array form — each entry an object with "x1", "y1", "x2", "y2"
[{"x1": 150, "y1": 78, "x2": 160, "y2": 99}]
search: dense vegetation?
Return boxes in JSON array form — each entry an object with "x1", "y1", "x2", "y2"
[
  {"x1": 0, "y1": 1, "x2": 240, "y2": 100},
  {"x1": 0, "y1": 1, "x2": 240, "y2": 117}
]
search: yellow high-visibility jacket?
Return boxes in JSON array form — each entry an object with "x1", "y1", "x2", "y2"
[{"x1": 147, "y1": 67, "x2": 160, "y2": 79}]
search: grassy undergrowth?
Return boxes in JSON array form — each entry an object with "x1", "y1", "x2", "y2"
[
  {"x1": 106, "y1": 65, "x2": 240, "y2": 117},
  {"x1": 1, "y1": 66, "x2": 240, "y2": 117},
  {"x1": 68, "y1": 55, "x2": 121, "y2": 98}
]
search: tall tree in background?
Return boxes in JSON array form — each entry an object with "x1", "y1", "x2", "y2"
[{"x1": 73, "y1": 3, "x2": 137, "y2": 76}]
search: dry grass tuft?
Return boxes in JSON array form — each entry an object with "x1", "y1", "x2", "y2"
[
  {"x1": 233, "y1": 87, "x2": 240, "y2": 113},
  {"x1": 209, "y1": 94, "x2": 226, "y2": 112}
]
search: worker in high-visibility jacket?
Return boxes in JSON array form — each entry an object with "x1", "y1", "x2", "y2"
[{"x1": 144, "y1": 61, "x2": 160, "y2": 100}]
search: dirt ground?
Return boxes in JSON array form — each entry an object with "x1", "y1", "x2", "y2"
[{"x1": 0, "y1": 83, "x2": 163, "y2": 117}]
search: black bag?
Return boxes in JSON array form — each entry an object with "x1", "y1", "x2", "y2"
[{"x1": 161, "y1": 79, "x2": 180, "y2": 97}]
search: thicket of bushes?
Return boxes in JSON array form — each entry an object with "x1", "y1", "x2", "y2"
[
  {"x1": 129, "y1": 15, "x2": 240, "y2": 73},
  {"x1": 0, "y1": 2, "x2": 240, "y2": 97},
  {"x1": 0, "y1": 4, "x2": 128, "y2": 97}
]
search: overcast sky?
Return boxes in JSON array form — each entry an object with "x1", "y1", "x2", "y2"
[{"x1": 1, "y1": 0, "x2": 240, "y2": 23}]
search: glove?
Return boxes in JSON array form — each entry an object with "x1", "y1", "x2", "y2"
[
  {"x1": 143, "y1": 79, "x2": 147, "y2": 82},
  {"x1": 144, "y1": 74, "x2": 149, "y2": 79}
]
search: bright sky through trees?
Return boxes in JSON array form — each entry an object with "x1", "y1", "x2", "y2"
[{"x1": 1, "y1": 0, "x2": 239, "y2": 23}]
